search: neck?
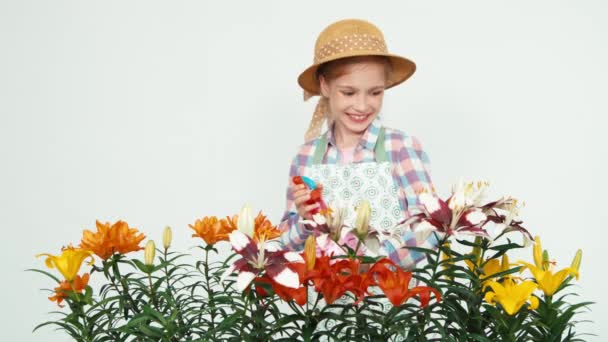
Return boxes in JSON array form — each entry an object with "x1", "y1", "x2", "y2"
[{"x1": 333, "y1": 124, "x2": 362, "y2": 149}]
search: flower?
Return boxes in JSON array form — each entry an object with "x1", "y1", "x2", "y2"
[
  {"x1": 144, "y1": 240, "x2": 155, "y2": 266},
  {"x1": 484, "y1": 278, "x2": 539, "y2": 315},
  {"x1": 415, "y1": 192, "x2": 490, "y2": 239},
  {"x1": 252, "y1": 211, "x2": 282, "y2": 243},
  {"x1": 519, "y1": 236, "x2": 579, "y2": 296},
  {"x1": 449, "y1": 179, "x2": 488, "y2": 210},
  {"x1": 465, "y1": 253, "x2": 511, "y2": 285},
  {"x1": 369, "y1": 259, "x2": 441, "y2": 307},
  {"x1": 80, "y1": 220, "x2": 146, "y2": 260},
  {"x1": 37, "y1": 246, "x2": 94, "y2": 281},
  {"x1": 484, "y1": 197, "x2": 533, "y2": 245},
  {"x1": 518, "y1": 261, "x2": 578, "y2": 296},
  {"x1": 189, "y1": 216, "x2": 236, "y2": 245},
  {"x1": 224, "y1": 230, "x2": 304, "y2": 291},
  {"x1": 48, "y1": 273, "x2": 90, "y2": 307},
  {"x1": 354, "y1": 200, "x2": 371, "y2": 238},
  {"x1": 162, "y1": 226, "x2": 172, "y2": 250}
]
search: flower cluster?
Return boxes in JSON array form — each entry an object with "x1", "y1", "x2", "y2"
[{"x1": 31, "y1": 181, "x2": 591, "y2": 341}]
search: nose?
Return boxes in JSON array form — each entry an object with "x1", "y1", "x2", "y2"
[{"x1": 353, "y1": 93, "x2": 369, "y2": 113}]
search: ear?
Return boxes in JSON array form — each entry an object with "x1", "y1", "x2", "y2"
[{"x1": 319, "y1": 75, "x2": 330, "y2": 98}]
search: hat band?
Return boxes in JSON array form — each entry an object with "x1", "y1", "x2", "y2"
[{"x1": 314, "y1": 34, "x2": 387, "y2": 63}]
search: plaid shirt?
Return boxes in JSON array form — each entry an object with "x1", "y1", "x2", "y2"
[{"x1": 279, "y1": 117, "x2": 437, "y2": 270}]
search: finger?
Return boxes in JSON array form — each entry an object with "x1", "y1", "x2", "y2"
[{"x1": 303, "y1": 203, "x2": 319, "y2": 213}]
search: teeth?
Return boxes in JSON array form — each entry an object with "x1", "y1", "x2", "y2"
[{"x1": 349, "y1": 114, "x2": 366, "y2": 120}]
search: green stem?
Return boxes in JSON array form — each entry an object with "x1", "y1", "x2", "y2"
[
  {"x1": 148, "y1": 272, "x2": 158, "y2": 310},
  {"x1": 203, "y1": 247, "x2": 217, "y2": 339}
]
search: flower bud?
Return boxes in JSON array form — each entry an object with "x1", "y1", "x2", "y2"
[
  {"x1": 354, "y1": 200, "x2": 371, "y2": 238},
  {"x1": 501, "y1": 253, "x2": 510, "y2": 272},
  {"x1": 144, "y1": 240, "x2": 156, "y2": 266},
  {"x1": 570, "y1": 249, "x2": 582, "y2": 273},
  {"x1": 304, "y1": 235, "x2": 316, "y2": 271},
  {"x1": 237, "y1": 203, "x2": 254, "y2": 237},
  {"x1": 162, "y1": 226, "x2": 172, "y2": 250},
  {"x1": 533, "y1": 236, "x2": 543, "y2": 269}
]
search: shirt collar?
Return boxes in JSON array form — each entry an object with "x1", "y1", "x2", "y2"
[{"x1": 325, "y1": 116, "x2": 382, "y2": 151}]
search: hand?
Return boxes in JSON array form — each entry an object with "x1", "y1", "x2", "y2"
[{"x1": 291, "y1": 182, "x2": 319, "y2": 221}]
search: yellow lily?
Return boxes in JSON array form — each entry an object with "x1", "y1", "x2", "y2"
[
  {"x1": 518, "y1": 261, "x2": 578, "y2": 296},
  {"x1": 484, "y1": 278, "x2": 539, "y2": 315},
  {"x1": 465, "y1": 253, "x2": 511, "y2": 285},
  {"x1": 37, "y1": 245, "x2": 94, "y2": 281}
]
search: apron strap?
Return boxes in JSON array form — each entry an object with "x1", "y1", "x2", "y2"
[
  {"x1": 312, "y1": 127, "x2": 388, "y2": 165},
  {"x1": 374, "y1": 127, "x2": 388, "y2": 163},
  {"x1": 312, "y1": 133, "x2": 328, "y2": 165}
]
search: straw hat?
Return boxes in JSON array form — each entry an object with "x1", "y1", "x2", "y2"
[
  {"x1": 298, "y1": 19, "x2": 416, "y2": 141},
  {"x1": 298, "y1": 19, "x2": 416, "y2": 96}
]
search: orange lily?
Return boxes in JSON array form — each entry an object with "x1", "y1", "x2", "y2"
[
  {"x1": 48, "y1": 273, "x2": 90, "y2": 307},
  {"x1": 369, "y1": 259, "x2": 441, "y2": 307},
  {"x1": 252, "y1": 211, "x2": 282, "y2": 243},
  {"x1": 37, "y1": 245, "x2": 94, "y2": 281},
  {"x1": 80, "y1": 220, "x2": 145, "y2": 259},
  {"x1": 189, "y1": 216, "x2": 236, "y2": 245}
]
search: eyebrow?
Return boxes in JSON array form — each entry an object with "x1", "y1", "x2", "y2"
[{"x1": 337, "y1": 85, "x2": 385, "y2": 91}]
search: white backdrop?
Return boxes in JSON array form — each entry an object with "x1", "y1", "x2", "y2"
[{"x1": 1, "y1": 1, "x2": 606, "y2": 340}]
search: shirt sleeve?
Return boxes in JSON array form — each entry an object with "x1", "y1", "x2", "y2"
[
  {"x1": 388, "y1": 135, "x2": 439, "y2": 269},
  {"x1": 278, "y1": 156, "x2": 314, "y2": 251},
  {"x1": 399, "y1": 135, "x2": 434, "y2": 217}
]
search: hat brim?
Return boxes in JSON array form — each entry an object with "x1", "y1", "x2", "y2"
[{"x1": 297, "y1": 52, "x2": 416, "y2": 95}]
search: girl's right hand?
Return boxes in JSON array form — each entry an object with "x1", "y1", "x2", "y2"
[{"x1": 291, "y1": 182, "x2": 319, "y2": 220}]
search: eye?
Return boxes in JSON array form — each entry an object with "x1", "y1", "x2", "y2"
[
  {"x1": 371, "y1": 90, "x2": 384, "y2": 96},
  {"x1": 341, "y1": 91, "x2": 355, "y2": 96}
]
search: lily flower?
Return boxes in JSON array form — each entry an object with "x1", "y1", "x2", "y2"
[
  {"x1": 518, "y1": 261, "x2": 578, "y2": 297},
  {"x1": 466, "y1": 254, "x2": 512, "y2": 285},
  {"x1": 484, "y1": 197, "x2": 533, "y2": 245},
  {"x1": 484, "y1": 278, "x2": 539, "y2": 315},
  {"x1": 252, "y1": 211, "x2": 282, "y2": 243},
  {"x1": 37, "y1": 245, "x2": 94, "y2": 281},
  {"x1": 449, "y1": 179, "x2": 488, "y2": 210},
  {"x1": 189, "y1": 216, "x2": 236, "y2": 245},
  {"x1": 368, "y1": 259, "x2": 441, "y2": 307},
  {"x1": 413, "y1": 192, "x2": 490, "y2": 239},
  {"x1": 48, "y1": 273, "x2": 90, "y2": 307},
  {"x1": 224, "y1": 230, "x2": 304, "y2": 291},
  {"x1": 80, "y1": 220, "x2": 146, "y2": 260}
]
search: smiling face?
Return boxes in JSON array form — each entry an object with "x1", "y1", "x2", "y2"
[{"x1": 318, "y1": 57, "x2": 389, "y2": 145}]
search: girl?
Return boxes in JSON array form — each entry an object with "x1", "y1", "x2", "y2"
[{"x1": 279, "y1": 19, "x2": 437, "y2": 270}]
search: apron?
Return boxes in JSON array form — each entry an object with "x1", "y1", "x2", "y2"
[
  {"x1": 306, "y1": 127, "x2": 404, "y2": 232},
  {"x1": 305, "y1": 127, "x2": 407, "y2": 338}
]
